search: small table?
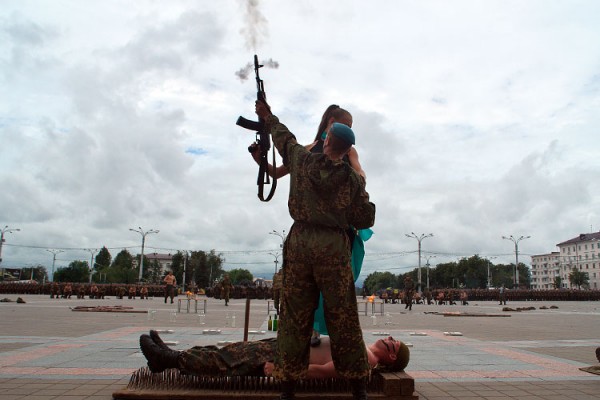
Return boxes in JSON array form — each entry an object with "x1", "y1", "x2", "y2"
[
  {"x1": 178, "y1": 298, "x2": 207, "y2": 314},
  {"x1": 358, "y1": 300, "x2": 384, "y2": 316},
  {"x1": 267, "y1": 300, "x2": 278, "y2": 315}
]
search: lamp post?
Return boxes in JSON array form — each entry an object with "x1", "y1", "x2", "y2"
[
  {"x1": 424, "y1": 255, "x2": 436, "y2": 289},
  {"x1": 84, "y1": 248, "x2": 98, "y2": 283},
  {"x1": 0, "y1": 225, "x2": 21, "y2": 266},
  {"x1": 181, "y1": 250, "x2": 189, "y2": 292},
  {"x1": 46, "y1": 249, "x2": 65, "y2": 282},
  {"x1": 502, "y1": 235, "x2": 530, "y2": 288},
  {"x1": 405, "y1": 232, "x2": 433, "y2": 293},
  {"x1": 269, "y1": 252, "x2": 281, "y2": 274},
  {"x1": 486, "y1": 256, "x2": 497, "y2": 289},
  {"x1": 129, "y1": 227, "x2": 159, "y2": 282},
  {"x1": 269, "y1": 229, "x2": 287, "y2": 249}
]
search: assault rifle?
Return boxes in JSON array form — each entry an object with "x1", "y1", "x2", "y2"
[{"x1": 236, "y1": 54, "x2": 277, "y2": 202}]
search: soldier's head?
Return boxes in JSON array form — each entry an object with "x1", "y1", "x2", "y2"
[
  {"x1": 323, "y1": 122, "x2": 355, "y2": 160},
  {"x1": 373, "y1": 336, "x2": 410, "y2": 372}
]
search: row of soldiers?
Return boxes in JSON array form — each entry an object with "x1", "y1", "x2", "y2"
[
  {"x1": 0, "y1": 282, "x2": 166, "y2": 298},
  {"x1": 2, "y1": 280, "x2": 600, "y2": 302},
  {"x1": 374, "y1": 287, "x2": 600, "y2": 303}
]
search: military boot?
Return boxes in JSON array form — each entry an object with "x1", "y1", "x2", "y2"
[
  {"x1": 350, "y1": 377, "x2": 369, "y2": 400},
  {"x1": 149, "y1": 330, "x2": 170, "y2": 350},
  {"x1": 139, "y1": 334, "x2": 180, "y2": 373},
  {"x1": 279, "y1": 380, "x2": 296, "y2": 400}
]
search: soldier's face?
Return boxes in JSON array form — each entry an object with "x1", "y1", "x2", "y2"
[{"x1": 379, "y1": 336, "x2": 400, "y2": 362}]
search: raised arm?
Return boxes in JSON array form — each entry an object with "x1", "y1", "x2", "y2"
[{"x1": 348, "y1": 147, "x2": 366, "y2": 180}]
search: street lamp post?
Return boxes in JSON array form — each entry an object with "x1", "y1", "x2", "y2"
[
  {"x1": 502, "y1": 235, "x2": 530, "y2": 288},
  {"x1": 405, "y1": 232, "x2": 434, "y2": 293},
  {"x1": 269, "y1": 252, "x2": 281, "y2": 274},
  {"x1": 46, "y1": 249, "x2": 65, "y2": 282},
  {"x1": 0, "y1": 225, "x2": 21, "y2": 266},
  {"x1": 84, "y1": 248, "x2": 98, "y2": 284},
  {"x1": 181, "y1": 250, "x2": 189, "y2": 292},
  {"x1": 129, "y1": 227, "x2": 159, "y2": 282},
  {"x1": 269, "y1": 230, "x2": 287, "y2": 249},
  {"x1": 486, "y1": 256, "x2": 497, "y2": 289},
  {"x1": 424, "y1": 255, "x2": 436, "y2": 289}
]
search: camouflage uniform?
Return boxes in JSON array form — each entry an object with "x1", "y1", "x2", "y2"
[
  {"x1": 221, "y1": 275, "x2": 232, "y2": 306},
  {"x1": 272, "y1": 270, "x2": 283, "y2": 314},
  {"x1": 265, "y1": 115, "x2": 375, "y2": 381},
  {"x1": 180, "y1": 338, "x2": 277, "y2": 376}
]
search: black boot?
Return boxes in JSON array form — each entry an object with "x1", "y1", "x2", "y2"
[
  {"x1": 279, "y1": 380, "x2": 296, "y2": 400},
  {"x1": 350, "y1": 377, "x2": 368, "y2": 400},
  {"x1": 139, "y1": 334, "x2": 180, "y2": 373},
  {"x1": 149, "y1": 330, "x2": 170, "y2": 351}
]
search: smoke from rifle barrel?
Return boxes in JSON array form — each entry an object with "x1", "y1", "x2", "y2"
[
  {"x1": 240, "y1": 0, "x2": 267, "y2": 51},
  {"x1": 236, "y1": 1, "x2": 280, "y2": 81},
  {"x1": 235, "y1": 58, "x2": 279, "y2": 81}
]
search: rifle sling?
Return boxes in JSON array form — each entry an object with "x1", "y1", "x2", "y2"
[{"x1": 257, "y1": 146, "x2": 277, "y2": 202}]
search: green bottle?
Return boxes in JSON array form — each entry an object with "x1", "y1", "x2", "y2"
[
  {"x1": 268, "y1": 315, "x2": 273, "y2": 331},
  {"x1": 272, "y1": 314, "x2": 278, "y2": 331}
]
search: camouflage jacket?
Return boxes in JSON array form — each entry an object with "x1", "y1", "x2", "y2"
[{"x1": 265, "y1": 115, "x2": 375, "y2": 264}]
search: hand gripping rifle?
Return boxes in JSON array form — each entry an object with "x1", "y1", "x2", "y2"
[{"x1": 236, "y1": 54, "x2": 277, "y2": 202}]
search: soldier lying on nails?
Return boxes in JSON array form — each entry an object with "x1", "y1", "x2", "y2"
[{"x1": 140, "y1": 330, "x2": 409, "y2": 379}]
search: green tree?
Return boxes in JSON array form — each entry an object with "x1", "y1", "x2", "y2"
[
  {"x1": 106, "y1": 249, "x2": 137, "y2": 283},
  {"x1": 553, "y1": 276, "x2": 562, "y2": 289},
  {"x1": 189, "y1": 250, "x2": 225, "y2": 288},
  {"x1": 93, "y1": 247, "x2": 112, "y2": 283},
  {"x1": 363, "y1": 271, "x2": 397, "y2": 294},
  {"x1": 147, "y1": 259, "x2": 162, "y2": 284},
  {"x1": 53, "y1": 261, "x2": 89, "y2": 282},
  {"x1": 171, "y1": 252, "x2": 185, "y2": 285},
  {"x1": 569, "y1": 268, "x2": 589, "y2": 289},
  {"x1": 490, "y1": 263, "x2": 514, "y2": 288},
  {"x1": 227, "y1": 268, "x2": 254, "y2": 284}
]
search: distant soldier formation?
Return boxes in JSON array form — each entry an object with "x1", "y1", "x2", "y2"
[{"x1": 2, "y1": 280, "x2": 600, "y2": 303}]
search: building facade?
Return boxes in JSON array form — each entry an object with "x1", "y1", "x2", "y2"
[
  {"x1": 531, "y1": 232, "x2": 600, "y2": 290},
  {"x1": 530, "y1": 252, "x2": 560, "y2": 289},
  {"x1": 132, "y1": 253, "x2": 173, "y2": 275}
]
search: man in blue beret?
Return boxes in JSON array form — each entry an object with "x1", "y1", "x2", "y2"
[{"x1": 255, "y1": 100, "x2": 375, "y2": 400}]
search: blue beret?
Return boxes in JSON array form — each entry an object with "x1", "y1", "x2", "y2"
[{"x1": 330, "y1": 122, "x2": 355, "y2": 145}]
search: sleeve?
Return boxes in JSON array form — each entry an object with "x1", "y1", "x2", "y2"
[
  {"x1": 264, "y1": 115, "x2": 303, "y2": 171},
  {"x1": 348, "y1": 180, "x2": 376, "y2": 230}
]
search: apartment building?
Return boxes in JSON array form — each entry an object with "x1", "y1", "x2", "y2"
[{"x1": 531, "y1": 232, "x2": 600, "y2": 290}]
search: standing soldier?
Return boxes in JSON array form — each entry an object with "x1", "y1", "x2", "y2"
[
  {"x1": 424, "y1": 287, "x2": 432, "y2": 305},
  {"x1": 404, "y1": 276, "x2": 414, "y2": 310},
  {"x1": 51, "y1": 282, "x2": 60, "y2": 299},
  {"x1": 140, "y1": 286, "x2": 149, "y2": 299},
  {"x1": 221, "y1": 274, "x2": 233, "y2": 306},
  {"x1": 128, "y1": 285, "x2": 137, "y2": 299},
  {"x1": 163, "y1": 270, "x2": 176, "y2": 304},
  {"x1": 253, "y1": 101, "x2": 375, "y2": 400},
  {"x1": 272, "y1": 270, "x2": 283, "y2": 314},
  {"x1": 499, "y1": 284, "x2": 507, "y2": 305}
]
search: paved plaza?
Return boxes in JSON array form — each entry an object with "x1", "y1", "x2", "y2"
[{"x1": 1, "y1": 294, "x2": 599, "y2": 399}]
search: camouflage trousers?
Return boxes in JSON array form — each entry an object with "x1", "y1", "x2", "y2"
[
  {"x1": 274, "y1": 260, "x2": 369, "y2": 381},
  {"x1": 180, "y1": 338, "x2": 277, "y2": 376}
]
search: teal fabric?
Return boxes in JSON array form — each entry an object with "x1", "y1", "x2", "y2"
[{"x1": 313, "y1": 228, "x2": 373, "y2": 335}]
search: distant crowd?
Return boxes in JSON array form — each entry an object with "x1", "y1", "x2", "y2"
[
  {"x1": 372, "y1": 287, "x2": 600, "y2": 304},
  {"x1": 1, "y1": 281, "x2": 599, "y2": 302}
]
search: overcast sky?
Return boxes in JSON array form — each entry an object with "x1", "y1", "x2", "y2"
[{"x1": 1, "y1": 0, "x2": 599, "y2": 281}]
